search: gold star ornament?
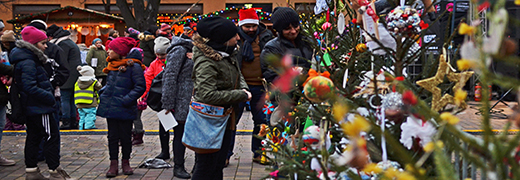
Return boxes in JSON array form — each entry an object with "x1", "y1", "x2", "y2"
[{"x1": 416, "y1": 55, "x2": 474, "y2": 111}]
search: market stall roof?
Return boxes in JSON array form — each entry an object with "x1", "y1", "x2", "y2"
[{"x1": 7, "y1": 6, "x2": 124, "y2": 24}]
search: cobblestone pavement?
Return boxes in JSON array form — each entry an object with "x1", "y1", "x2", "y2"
[{"x1": 0, "y1": 100, "x2": 517, "y2": 179}]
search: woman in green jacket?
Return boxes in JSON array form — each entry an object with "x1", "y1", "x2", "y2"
[
  {"x1": 189, "y1": 17, "x2": 251, "y2": 180},
  {"x1": 85, "y1": 38, "x2": 108, "y2": 85}
]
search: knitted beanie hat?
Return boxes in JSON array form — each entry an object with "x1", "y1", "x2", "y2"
[
  {"x1": 271, "y1": 7, "x2": 300, "y2": 32},
  {"x1": 28, "y1": 19, "x2": 47, "y2": 31},
  {"x1": 77, "y1": 65, "x2": 95, "y2": 81},
  {"x1": 1, "y1": 30, "x2": 16, "y2": 42},
  {"x1": 92, "y1": 38, "x2": 102, "y2": 45},
  {"x1": 160, "y1": 24, "x2": 172, "y2": 31},
  {"x1": 197, "y1": 16, "x2": 238, "y2": 44},
  {"x1": 126, "y1": 48, "x2": 144, "y2": 61},
  {"x1": 127, "y1": 27, "x2": 140, "y2": 35},
  {"x1": 21, "y1": 26, "x2": 48, "y2": 44},
  {"x1": 154, "y1": 37, "x2": 170, "y2": 54},
  {"x1": 238, "y1": 8, "x2": 259, "y2": 26},
  {"x1": 107, "y1": 37, "x2": 136, "y2": 57}
]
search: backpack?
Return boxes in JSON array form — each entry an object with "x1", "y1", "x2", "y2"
[
  {"x1": 7, "y1": 81, "x2": 26, "y2": 125},
  {"x1": 146, "y1": 51, "x2": 188, "y2": 112},
  {"x1": 146, "y1": 70, "x2": 164, "y2": 112}
]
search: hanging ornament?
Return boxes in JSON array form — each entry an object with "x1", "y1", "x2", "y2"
[
  {"x1": 81, "y1": 27, "x2": 90, "y2": 35},
  {"x1": 385, "y1": 6, "x2": 422, "y2": 37},
  {"x1": 304, "y1": 74, "x2": 334, "y2": 103},
  {"x1": 382, "y1": 92, "x2": 403, "y2": 111},
  {"x1": 416, "y1": 54, "x2": 474, "y2": 111},
  {"x1": 314, "y1": 0, "x2": 329, "y2": 14},
  {"x1": 302, "y1": 125, "x2": 320, "y2": 149},
  {"x1": 338, "y1": 13, "x2": 345, "y2": 34},
  {"x1": 400, "y1": 116, "x2": 437, "y2": 150},
  {"x1": 263, "y1": 102, "x2": 275, "y2": 115}
]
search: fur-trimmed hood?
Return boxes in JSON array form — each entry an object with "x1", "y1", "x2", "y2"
[
  {"x1": 89, "y1": 44, "x2": 106, "y2": 50},
  {"x1": 138, "y1": 32, "x2": 155, "y2": 41},
  {"x1": 10, "y1": 40, "x2": 48, "y2": 65},
  {"x1": 192, "y1": 33, "x2": 238, "y2": 61}
]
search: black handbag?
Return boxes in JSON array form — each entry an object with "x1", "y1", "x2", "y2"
[{"x1": 146, "y1": 70, "x2": 164, "y2": 112}]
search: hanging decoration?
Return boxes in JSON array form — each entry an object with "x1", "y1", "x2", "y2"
[{"x1": 385, "y1": 6, "x2": 422, "y2": 37}]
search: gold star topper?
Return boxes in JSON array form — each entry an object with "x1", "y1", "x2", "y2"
[{"x1": 416, "y1": 53, "x2": 474, "y2": 111}]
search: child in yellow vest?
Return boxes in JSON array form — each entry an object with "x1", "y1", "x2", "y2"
[{"x1": 75, "y1": 65, "x2": 102, "y2": 130}]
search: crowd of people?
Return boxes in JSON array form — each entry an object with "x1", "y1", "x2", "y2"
[{"x1": 0, "y1": 6, "x2": 312, "y2": 180}]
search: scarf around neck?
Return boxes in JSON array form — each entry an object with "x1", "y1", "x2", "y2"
[
  {"x1": 103, "y1": 57, "x2": 146, "y2": 73},
  {"x1": 238, "y1": 28, "x2": 259, "y2": 62}
]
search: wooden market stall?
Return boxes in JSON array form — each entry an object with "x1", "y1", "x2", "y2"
[{"x1": 7, "y1": 6, "x2": 125, "y2": 47}]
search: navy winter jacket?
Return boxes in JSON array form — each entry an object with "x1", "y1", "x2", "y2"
[
  {"x1": 96, "y1": 61, "x2": 146, "y2": 120},
  {"x1": 10, "y1": 40, "x2": 56, "y2": 116}
]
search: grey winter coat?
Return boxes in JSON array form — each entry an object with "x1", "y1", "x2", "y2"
[{"x1": 161, "y1": 36, "x2": 194, "y2": 123}]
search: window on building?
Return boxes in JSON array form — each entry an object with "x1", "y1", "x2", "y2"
[
  {"x1": 13, "y1": 4, "x2": 60, "y2": 17},
  {"x1": 85, "y1": 4, "x2": 132, "y2": 15},
  {"x1": 295, "y1": 3, "x2": 316, "y2": 13}
]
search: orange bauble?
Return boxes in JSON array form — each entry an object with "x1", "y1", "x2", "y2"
[{"x1": 304, "y1": 76, "x2": 335, "y2": 103}]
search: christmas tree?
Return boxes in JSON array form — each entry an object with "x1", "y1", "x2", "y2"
[{"x1": 260, "y1": 0, "x2": 520, "y2": 179}]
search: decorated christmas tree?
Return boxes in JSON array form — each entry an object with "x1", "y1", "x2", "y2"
[{"x1": 259, "y1": 0, "x2": 520, "y2": 179}]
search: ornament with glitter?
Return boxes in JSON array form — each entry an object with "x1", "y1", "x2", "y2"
[
  {"x1": 386, "y1": 6, "x2": 422, "y2": 37},
  {"x1": 382, "y1": 92, "x2": 404, "y2": 111}
]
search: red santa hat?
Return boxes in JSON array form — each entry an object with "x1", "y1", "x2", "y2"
[{"x1": 238, "y1": 8, "x2": 259, "y2": 26}]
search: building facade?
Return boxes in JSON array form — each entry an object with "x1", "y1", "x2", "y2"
[{"x1": 1, "y1": 0, "x2": 315, "y2": 30}]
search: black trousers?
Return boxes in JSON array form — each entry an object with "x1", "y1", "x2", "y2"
[
  {"x1": 107, "y1": 119, "x2": 133, "y2": 160},
  {"x1": 191, "y1": 129, "x2": 232, "y2": 180},
  {"x1": 159, "y1": 122, "x2": 187, "y2": 167},
  {"x1": 25, "y1": 114, "x2": 60, "y2": 170}
]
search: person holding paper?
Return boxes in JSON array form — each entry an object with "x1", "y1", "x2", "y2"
[
  {"x1": 85, "y1": 38, "x2": 108, "y2": 86},
  {"x1": 160, "y1": 35, "x2": 194, "y2": 179}
]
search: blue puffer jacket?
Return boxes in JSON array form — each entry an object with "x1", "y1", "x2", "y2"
[
  {"x1": 96, "y1": 60, "x2": 146, "y2": 120},
  {"x1": 10, "y1": 40, "x2": 57, "y2": 116}
]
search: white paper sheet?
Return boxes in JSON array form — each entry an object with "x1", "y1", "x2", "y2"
[
  {"x1": 91, "y1": 58, "x2": 98, "y2": 67},
  {"x1": 157, "y1": 109, "x2": 178, "y2": 130}
]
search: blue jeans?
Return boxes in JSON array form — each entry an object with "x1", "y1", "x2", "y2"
[
  {"x1": 0, "y1": 106, "x2": 6, "y2": 150},
  {"x1": 228, "y1": 85, "x2": 266, "y2": 159},
  {"x1": 60, "y1": 89, "x2": 76, "y2": 121}
]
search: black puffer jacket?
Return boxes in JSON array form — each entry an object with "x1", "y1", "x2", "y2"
[
  {"x1": 0, "y1": 63, "x2": 13, "y2": 106},
  {"x1": 10, "y1": 40, "x2": 56, "y2": 116},
  {"x1": 43, "y1": 42, "x2": 70, "y2": 89},
  {"x1": 96, "y1": 60, "x2": 146, "y2": 120},
  {"x1": 49, "y1": 28, "x2": 81, "y2": 90},
  {"x1": 260, "y1": 34, "x2": 313, "y2": 83}
]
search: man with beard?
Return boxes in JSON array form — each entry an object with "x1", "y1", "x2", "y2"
[{"x1": 227, "y1": 8, "x2": 274, "y2": 166}]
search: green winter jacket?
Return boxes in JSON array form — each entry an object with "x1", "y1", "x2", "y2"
[
  {"x1": 191, "y1": 34, "x2": 249, "y2": 130},
  {"x1": 85, "y1": 45, "x2": 108, "y2": 77}
]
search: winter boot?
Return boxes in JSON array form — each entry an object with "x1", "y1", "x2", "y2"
[
  {"x1": 49, "y1": 166, "x2": 74, "y2": 180},
  {"x1": 173, "y1": 165, "x2": 191, "y2": 179},
  {"x1": 155, "y1": 131, "x2": 170, "y2": 160},
  {"x1": 59, "y1": 118, "x2": 71, "y2": 130},
  {"x1": 121, "y1": 159, "x2": 133, "y2": 175},
  {"x1": 26, "y1": 167, "x2": 48, "y2": 180},
  {"x1": 106, "y1": 160, "x2": 118, "y2": 178},
  {"x1": 131, "y1": 132, "x2": 144, "y2": 145}
]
